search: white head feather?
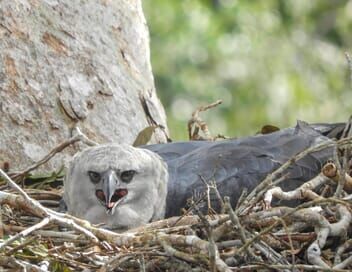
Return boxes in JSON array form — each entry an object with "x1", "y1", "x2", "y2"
[{"x1": 63, "y1": 144, "x2": 168, "y2": 229}]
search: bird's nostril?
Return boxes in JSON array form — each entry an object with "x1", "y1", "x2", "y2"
[{"x1": 95, "y1": 190, "x2": 106, "y2": 202}]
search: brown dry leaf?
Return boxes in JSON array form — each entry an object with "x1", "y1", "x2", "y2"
[
  {"x1": 283, "y1": 248, "x2": 302, "y2": 256},
  {"x1": 132, "y1": 126, "x2": 156, "y2": 146},
  {"x1": 93, "y1": 245, "x2": 102, "y2": 253},
  {"x1": 260, "y1": 124, "x2": 280, "y2": 134}
]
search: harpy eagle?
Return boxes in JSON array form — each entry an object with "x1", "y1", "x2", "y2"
[{"x1": 63, "y1": 121, "x2": 344, "y2": 229}]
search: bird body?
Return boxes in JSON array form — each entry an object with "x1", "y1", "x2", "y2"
[
  {"x1": 63, "y1": 121, "x2": 344, "y2": 229},
  {"x1": 144, "y1": 121, "x2": 342, "y2": 217}
]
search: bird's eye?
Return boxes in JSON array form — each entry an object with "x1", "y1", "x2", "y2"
[
  {"x1": 120, "y1": 170, "x2": 136, "y2": 183},
  {"x1": 88, "y1": 171, "x2": 101, "y2": 184}
]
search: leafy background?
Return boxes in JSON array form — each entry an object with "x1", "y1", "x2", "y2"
[{"x1": 143, "y1": 0, "x2": 352, "y2": 140}]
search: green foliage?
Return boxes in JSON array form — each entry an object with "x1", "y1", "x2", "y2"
[
  {"x1": 50, "y1": 261, "x2": 72, "y2": 272},
  {"x1": 25, "y1": 167, "x2": 64, "y2": 189},
  {"x1": 143, "y1": 0, "x2": 352, "y2": 140}
]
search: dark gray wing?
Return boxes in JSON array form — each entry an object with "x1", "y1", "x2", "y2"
[
  {"x1": 309, "y1": 122, "x2": 345, "y2": 139},
  {"x1": 143, "y1": 141, "x2": 210, "y2": 162},
  {"x1": 143, "y1": 121, "x2": 343, "y2": 217}
]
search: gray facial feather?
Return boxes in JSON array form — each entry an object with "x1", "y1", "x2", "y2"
[{"x1": 63, "y1": 144, "x2": 168, "y2": 229}]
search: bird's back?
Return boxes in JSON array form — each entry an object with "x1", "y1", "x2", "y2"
[{"x1": 144, "y1": 121, "x2": 344, "y2": 217}]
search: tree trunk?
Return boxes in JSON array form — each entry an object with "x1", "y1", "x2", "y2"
[{"x1": 0, "y1": 0, "x2": 168, "y2": 172}]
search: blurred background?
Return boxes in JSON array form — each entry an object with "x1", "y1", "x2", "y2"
[{"x1": 143, "y1": 0, "x2": 352, "y2": 140}]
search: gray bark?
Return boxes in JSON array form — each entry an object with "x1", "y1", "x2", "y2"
[{"x1": 0, "y1": 0, "x2": 168, "y2": 171}]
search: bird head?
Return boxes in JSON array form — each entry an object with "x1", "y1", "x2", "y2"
[
  {"x1": 88, "y1": 169, "x2": 134, "y2": 214},
  {"x1": 63, "y1": 144, "x2": 168, "y2": 228}
]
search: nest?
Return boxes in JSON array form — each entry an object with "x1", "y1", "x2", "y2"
[{"x1": 1, "y1": 103, "x2": 352, "y2": 271}]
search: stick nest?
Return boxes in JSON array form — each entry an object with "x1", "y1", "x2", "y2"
[{"x1": 0, "y1": 125, "x2": 352, "y2": 272}]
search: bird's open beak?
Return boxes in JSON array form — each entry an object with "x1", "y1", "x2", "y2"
[
  {"x1": 104, "y1": 171, "x2": 117, "y2": 209},
  {"x1": 95, "y1": 170, "x2": 128, "y2": 213}
]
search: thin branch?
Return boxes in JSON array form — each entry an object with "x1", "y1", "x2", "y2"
[{"x1": 10, "y1": 127, "x2": 97, "y2": 180}]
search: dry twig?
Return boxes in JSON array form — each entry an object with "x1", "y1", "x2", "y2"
[{"x1": 188, "y1": 100, "x2": 223, "y2": 140}]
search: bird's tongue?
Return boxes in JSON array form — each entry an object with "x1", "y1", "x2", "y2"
[
  {"x1": 107, "y1": 189, "x2": 128, "y2": 209},
  {"x1": 107, "y1": 202, "x2": 115, "y2": 209}
]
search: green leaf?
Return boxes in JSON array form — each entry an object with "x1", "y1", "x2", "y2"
[
  {"x1": 28, "y1": 243, "x2": 48, "y2": 257},
  {"x1": 25, "y1": 166, "x2": 65, "y2": 189},
  {"x1": 51, "y1": 260, "x2": 73, "y2": 272}
]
